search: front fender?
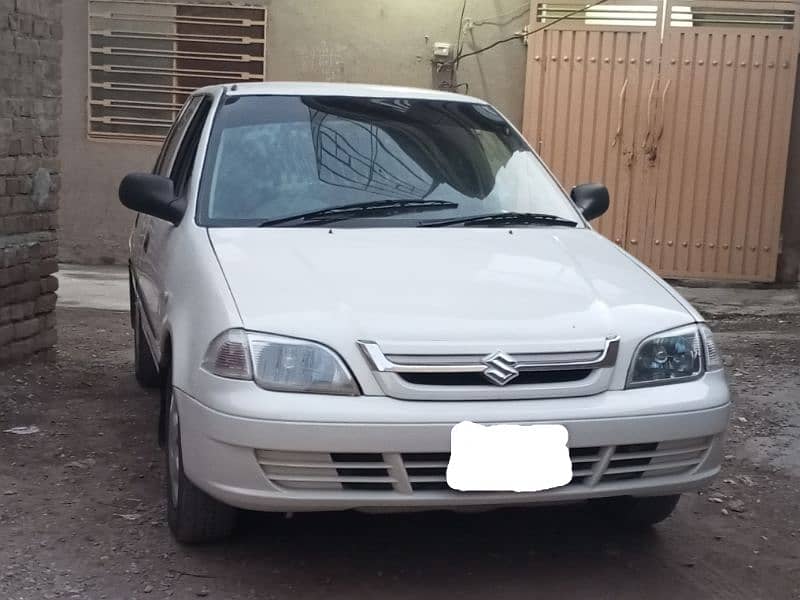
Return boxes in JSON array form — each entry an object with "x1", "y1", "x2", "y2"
[{"x1": 160, "y1": 225, "x2": 242, "y2": 396}]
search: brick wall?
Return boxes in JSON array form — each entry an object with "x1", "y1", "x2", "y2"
[{"x1": 0, "y1": 0, "x2": 62, "y2": 364}]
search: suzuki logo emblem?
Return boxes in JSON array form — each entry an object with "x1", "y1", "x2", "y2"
[{"x1": 481, "y1": 351, "x2": 519, "y2": 386}]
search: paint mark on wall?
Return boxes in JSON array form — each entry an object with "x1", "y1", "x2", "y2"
[{"x1": 298, "y1": 41, "x2": 346, "y2": 81}]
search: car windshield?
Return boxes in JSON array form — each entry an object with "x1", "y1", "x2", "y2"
[{"x1": 197, "y1": 95, "x2": 582, "y2": 227}]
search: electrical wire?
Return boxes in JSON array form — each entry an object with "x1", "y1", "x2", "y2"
[
  {"x1": 455, "y1": 0, "x2": 468, "y2": 64},
  {"x1": 453, "y1": 0, "x2": 610, "y2": 66},
  {"x1": 469, "y1": 2, "x2": 531, "y2": 28}
]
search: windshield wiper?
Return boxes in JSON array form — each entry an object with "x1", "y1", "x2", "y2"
[
  {"x1": 419, "y1": 212, "x2": 579, "y2": 228},
  {"x1": 259, "y1": 199, "x2": 459, "y2": 227}
]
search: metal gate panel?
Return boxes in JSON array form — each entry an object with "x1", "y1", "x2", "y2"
[
  {"x1": 523, "y1": 0, "x2": 800, "y2": 281},
  {"x1": 522, "y1": 2, "x2": 663, "y2": 248},
  {"x1": 648, "y1": 0, "x2": 800, "y2": 280}
]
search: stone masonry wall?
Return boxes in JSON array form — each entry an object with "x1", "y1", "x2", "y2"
[{"x1": 0, "y1": 0, "x2": 61, "y2": 364}]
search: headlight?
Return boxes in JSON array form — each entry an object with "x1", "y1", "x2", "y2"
[
  {"x1": 202, "y1": 329, "x2": 359, "y2": 395},
  {"x1": 627, "y1": 323, "x2": 721, "y2": 388}
]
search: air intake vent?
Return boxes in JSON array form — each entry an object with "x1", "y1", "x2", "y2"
[{"x1": 255, "y1": 437, "x2": 713, "y2": 494}]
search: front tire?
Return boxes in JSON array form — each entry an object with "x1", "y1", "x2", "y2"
[
  {"x1": 592, "y1": 494, "x2": 681, "y2": 528},
  {"x1": 165, "y1": 369, "x2": 236, "y2": 543}
]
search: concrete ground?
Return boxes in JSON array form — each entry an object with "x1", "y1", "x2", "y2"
[
  {"x1": 58, "y1": 265, "x2": 129, "y2": 312},
  {"x1": 1, "y1": 266, "x2": 799, "y2": 599}
]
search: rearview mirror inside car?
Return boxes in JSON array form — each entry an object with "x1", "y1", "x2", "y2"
[
  {"x1": 119, "y1": 173, "x2": 184, "y2": 225},
  {"x1": 570, "y1": 183, "x2": 610, "y2": 221}
]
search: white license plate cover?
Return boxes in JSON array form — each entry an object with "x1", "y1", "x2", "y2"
[{"x1": 446, "y1": 421, "x2": 573, "y2": 492}]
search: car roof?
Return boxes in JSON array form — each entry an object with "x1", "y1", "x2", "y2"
[{"x1": 193, "y1": 81, "x2": 487, "y2": 104}]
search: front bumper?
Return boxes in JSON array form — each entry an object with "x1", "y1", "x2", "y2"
[{"x1": 176, "y1": 373, "x2": 731, "y2": 512}]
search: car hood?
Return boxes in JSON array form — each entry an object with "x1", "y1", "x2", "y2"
[{"x1": 208, "y1": 227, "x2": 694, "y2": 354}]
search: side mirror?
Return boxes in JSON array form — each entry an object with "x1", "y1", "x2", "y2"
[
  {"x1": 119, "y1": 173, "x2": 184, "y2": 225},
  {"x1": 570, "y1": 183, "x2": 610, "y2": 221}
]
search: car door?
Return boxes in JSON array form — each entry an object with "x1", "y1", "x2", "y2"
[{"x1": 131, "y1": 95, "x2": 207, "y2": 350}]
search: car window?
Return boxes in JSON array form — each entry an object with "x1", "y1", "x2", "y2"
[
  {"x1": 170, "y1": 97, "x2": 212, "y2": 198},
  {"x1": 198, "y1": 96, "x2": 580, "y2": 227},
  {"x1": 153, "y1": 96, "x2": 203, "y2": 177}
]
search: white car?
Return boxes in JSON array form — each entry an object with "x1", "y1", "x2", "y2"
[{"x1": 121, "y1": 82, "x2": 730, "y2": 543}]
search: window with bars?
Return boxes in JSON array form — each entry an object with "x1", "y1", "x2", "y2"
[
  {"x1": 88, "y1": 0, "x2": 267, "y2": 143},
  {"x1": 535, "y1": 2, "x2": 796, "y2": 30},
  {"x1": 670, "y1": 5, "x2": 795, "y2": 29},
  {"x1": 536, "y1": 3, "x2": 659, "y2": 27}
]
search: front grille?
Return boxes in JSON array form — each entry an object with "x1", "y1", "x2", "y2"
[
  {"x1": 402, "y1": 447, "x2": 602, "y2": 491},
  {"x1": 359, "y1": 339, "x2": 619, "y2": 400},
  {"x1": 256, "y1": 437, "x2": 712, "y2": 493},
  {"x1": 399, "y1": 370, "x2": 592, "y2": 386},
  {"x1": 331, "y1": 453, "x2": 393, "y2": 491},
  {"x1": 602, "y1": 443, "x2": 658, "y2": 482},
  {"x1": 402, "y1": 452, "x2": 451, "y2": 491}
]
